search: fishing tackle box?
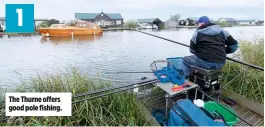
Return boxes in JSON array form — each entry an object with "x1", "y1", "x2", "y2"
[{"x1": 188, "y1": 65, "x2": 222, "y2": 92}]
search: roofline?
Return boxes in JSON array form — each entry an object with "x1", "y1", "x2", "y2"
[
  {"x1": 100, "y1": 12, "x2": 112, "y2": 20},
  {"x1": 137, "y1": 18, "x2": 161, "y2": 21},
  {"x1": 104, "y1": 12, "x2": 123, "y2": 19},
  {"x1": 74, "y1": 13, "x2": 99, "y2": 20},
  {"x1": 75, "y1": 12, "x2": 123, "y2": 20}
]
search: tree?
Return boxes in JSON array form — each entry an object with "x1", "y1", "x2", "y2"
[
  {"x1": 124, "y1": 20, "x2": 137, "y2": 29},
  {"x1": 218, "y1": 20, "x2": 230, "y2": 27},
  {"x1": 170, "y1": 14, "x2": 181, "y2": 21},
  {"x1": 158, "y1": 23, "x2": 165, "y2": 29},
  {"x1": 38, "y1": 21, "x2": 49, "y2": 28},
  {"x1": 47, "y1": 19, "x2": 60, "y2": 26}
]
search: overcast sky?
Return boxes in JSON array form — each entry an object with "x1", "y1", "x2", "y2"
[{"x1": 0, "y1": 0, "x2": 264, "y2": 21}]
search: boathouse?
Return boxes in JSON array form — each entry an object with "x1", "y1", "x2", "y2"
[
  {"x1": 186, "y1": 17, "x2": 199, "y2": 26},
  {"x1": 137, "y1": 18, "x2": 162, "y2": 29},
  {"x1": 75, "y1": 12, "x2": 124, "y2": 28},
  {"x1": 178, "y1": 17, "x2": 199, "y2": 26},
  {"x1": 179, "y1": 19, "x2": 187, "y2": 26}
]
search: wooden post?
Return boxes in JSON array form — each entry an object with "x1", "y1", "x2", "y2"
[{"x1": 133, "y1": 84, "x2": 138, "y2": 92}]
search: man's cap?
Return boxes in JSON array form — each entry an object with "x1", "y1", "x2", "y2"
[{"x1": 198, "y1": 16, "x2": 210, "y2": 24}]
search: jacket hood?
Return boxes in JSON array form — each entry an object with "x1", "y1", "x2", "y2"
[{"x1": 197, "y1": 25, "x2": 222, "y2": 36}]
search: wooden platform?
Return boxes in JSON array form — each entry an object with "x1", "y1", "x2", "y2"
[
  {"x1": 139, "y1": 87, "x2": 264, "y2": 126},
  {"x1": 227, "y1": 103, "x2": 264, "y2": 126}
]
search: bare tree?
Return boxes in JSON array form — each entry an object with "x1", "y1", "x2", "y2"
[{"x1": 170, "y1": 14, "x2": 181, "y2": 21}]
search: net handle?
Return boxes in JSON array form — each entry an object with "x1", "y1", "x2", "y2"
[{"x1": 150, "y1": 60, "x2": 167, "y2": 71}]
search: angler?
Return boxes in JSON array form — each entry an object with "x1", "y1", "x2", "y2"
[{"x1": 181, "y1": 16, "x2": 239, "y2": 77}]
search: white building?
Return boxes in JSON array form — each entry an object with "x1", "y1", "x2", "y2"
[{"x1": 238, "y1": 20, "x2": 258, "y2": 25}]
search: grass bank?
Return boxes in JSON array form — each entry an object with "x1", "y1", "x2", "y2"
[
  {"x1": 221, "y1": 37, "x2": 264, "y2": 103},
  {"x1": 0, "y1": 69, "x2": 153, "y2": 126}
]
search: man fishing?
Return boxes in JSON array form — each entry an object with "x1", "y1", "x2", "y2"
[{"x1": 181, "y1": 16, "x2": 239, "y2": 77}]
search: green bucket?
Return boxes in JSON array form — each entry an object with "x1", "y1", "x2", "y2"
[{"x1": 204, "y1": 101, "x2": 239, "y2": 126}]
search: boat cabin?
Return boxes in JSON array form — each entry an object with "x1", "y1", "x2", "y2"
[
  {"x1": 49, "y1": 21, "x2": 100, "y2": 29},
  {"x1": 50, "y1": 24, "x2": 67, "y2": 28},
  {"x1": 75, "y1": 21, "x2": 94, "y2": 28}
]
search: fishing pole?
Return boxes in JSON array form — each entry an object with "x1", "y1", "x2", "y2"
[
  {"x1": 134, "y1": 30, "x2": 264, "y2": 71},
  {"x1": 72, "y1": 79, "x2": 159, "y2": 104},
  {"x1": 105, "y1": 71, "x2": 153, "y2": 74},
  {"x1": 197, "y1": 89, "x2": 252, "y2": 126},
  {"x1": 72, "y1": 78, "x2": 157, "y2": 98}
]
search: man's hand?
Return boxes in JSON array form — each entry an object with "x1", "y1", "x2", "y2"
[{"x1": 222, "y1": 30, "x2": 238, "y2": 54}]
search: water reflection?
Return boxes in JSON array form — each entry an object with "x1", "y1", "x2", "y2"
[{"x1": 41, "y1": 34, "x2": 103, "y2": 44}]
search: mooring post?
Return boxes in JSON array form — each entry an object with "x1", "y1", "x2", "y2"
[{"x1": 133, "y1": 84, "x2": 139, "y2": 92}]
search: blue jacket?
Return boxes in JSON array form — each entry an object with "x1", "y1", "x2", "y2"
[{"x1": 190, "y1": 23, "x2": 238, "y2": 63}]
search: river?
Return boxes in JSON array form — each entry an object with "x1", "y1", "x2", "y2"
[{"x1": 0, "y1": 26, "x2": 263, "y2": 88}]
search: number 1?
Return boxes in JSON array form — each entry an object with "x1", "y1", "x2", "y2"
[{"x1": 16, "y1": 8, "x2": 23, "y2": 26}]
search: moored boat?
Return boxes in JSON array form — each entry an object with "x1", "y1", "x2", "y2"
[{"x1": 37, "y1": 21, "x2": 103, "y2": 37}]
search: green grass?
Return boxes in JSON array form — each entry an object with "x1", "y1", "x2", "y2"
[
  {"x1": 0, "y1": 68, "x2": 153, "y2": 126},
  {"x1": 221, "y1": 37, "x2": 264, "y2": 103}
]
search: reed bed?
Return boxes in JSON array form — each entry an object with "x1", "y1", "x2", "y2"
[
  {"x1": 0, "y1": 68, "x2": 153, "y2": 126},
  {"x1": 221, "y1": 37, "x2": 264, "y2": 103}
]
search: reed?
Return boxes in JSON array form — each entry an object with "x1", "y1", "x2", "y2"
[
  {"x1": 221, "y1": 37, "x2": 264, "y2": 103},
  {"x1": 0, "y1": 68, "x2": 153, "y2": 126}
]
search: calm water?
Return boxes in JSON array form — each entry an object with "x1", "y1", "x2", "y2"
[{"x1": 0, "y1": 26, "x2": 263, "y2": 88}]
